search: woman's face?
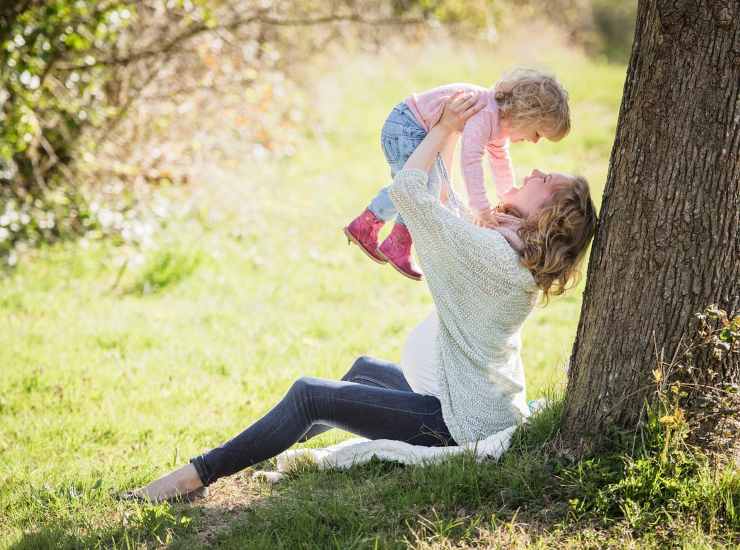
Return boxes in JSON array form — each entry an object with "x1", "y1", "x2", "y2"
[{"x1": 502, "y1": 169, "x2": 571, "y2": 217}]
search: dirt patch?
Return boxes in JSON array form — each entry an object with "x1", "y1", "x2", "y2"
[{"x1": 184, "y1": 469, "x2": 277, "y2": 546}]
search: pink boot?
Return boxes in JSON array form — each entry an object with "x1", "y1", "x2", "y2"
[
  {"x1": 378, "y1": 223, "x2": 423, "y2": 281},
  {"x1": 344, "y1": 208, "x2": 387, "y2": 264}
]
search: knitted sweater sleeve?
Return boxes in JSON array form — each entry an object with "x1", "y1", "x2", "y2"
[{"x1": 388, "y1": 168, "x2": 531, "y2": 291}]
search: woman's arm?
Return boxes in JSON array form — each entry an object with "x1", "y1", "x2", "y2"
[
  {"x1": 441, "y1": 133, "x2": 458, "y2": 173},
  {"x1": 439, "y1": 133, "x2": 458, "y2": 205}
]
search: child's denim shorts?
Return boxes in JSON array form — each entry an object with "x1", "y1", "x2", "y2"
[
  {"x1": 369, "y1": 102, "x2": 442, "y2": 224},
  {"x1": 380, "y1": 102, "x2": 428, "y2": 176}
]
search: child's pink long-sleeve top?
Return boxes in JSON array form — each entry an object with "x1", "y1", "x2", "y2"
[{"x1": 404, "y1": 83, "x2": 514, "y2": 211}]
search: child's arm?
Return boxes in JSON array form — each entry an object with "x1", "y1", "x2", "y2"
[
  {"x1": 463, "y1": 138, "x2": 516, "y2": 227},
  {"x1": 486, "y1": 139, "x2": 515, "y2": 197},
  {"x1": 460, "y1": 113, "x2": 494, "y2": 212}
]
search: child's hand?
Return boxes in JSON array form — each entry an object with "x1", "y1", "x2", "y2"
[
  {"x1": 438, "y1": 91, "x2": 484, "y2": 134},
  {"x1": 472, "y1": 208, "x2": 499, "y2": 228}
]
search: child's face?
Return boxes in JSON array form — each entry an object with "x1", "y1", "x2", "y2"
[
  {"x1": 508, "y1": 125, "x2": 541, "y2": 144},
  {"x1": 503, "y1": 169, "x2": 570, "y2": 217}
]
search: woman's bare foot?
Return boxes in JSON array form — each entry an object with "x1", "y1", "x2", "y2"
[{"x1": 124, "y1": 463, "x2": 205, "y2": 503}]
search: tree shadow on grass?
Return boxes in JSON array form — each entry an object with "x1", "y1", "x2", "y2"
[{"x1": 8, "y1": 471, "x2": 266, "y2": 550}]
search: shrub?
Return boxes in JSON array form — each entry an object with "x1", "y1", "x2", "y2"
[
  {"x1": 0, "y1": 1, "x2": 430, "y2": 267},
  {"x1": 560, "y1": 305, "x2": 740, "y2": 532}
]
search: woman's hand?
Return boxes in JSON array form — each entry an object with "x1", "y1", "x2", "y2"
[{"x1": 437, "y1": 91, "x2": 484, "y2": 134}]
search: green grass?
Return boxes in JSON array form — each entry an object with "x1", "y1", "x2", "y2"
[{"x1": 2, "y1": 35, "x2": 737, "y2": 548}]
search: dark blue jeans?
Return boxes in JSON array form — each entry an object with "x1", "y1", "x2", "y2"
[{"x1": 190, "y1": 356, "x2": 456, "y2": 486}]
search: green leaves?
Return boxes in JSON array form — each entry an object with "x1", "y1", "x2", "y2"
[{"x1": 1, "y1": 1, "x2": 129, "y2": 162}]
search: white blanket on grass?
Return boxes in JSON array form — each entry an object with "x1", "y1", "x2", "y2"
[
  {"x1": 258, "y1": 399, "x2": 547, "y2": 480},
  {"x1": 274, "y1": 424, "x2": 518, "y2": 473}
]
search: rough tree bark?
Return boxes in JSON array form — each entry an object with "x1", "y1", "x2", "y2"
[{"x1": 560, "y1": 0, "x2": 739, "y2": 459}]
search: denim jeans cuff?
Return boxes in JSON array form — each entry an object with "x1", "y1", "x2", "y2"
[{"x1": 189, "y1": 455, "x2": 214, "y2": 487}]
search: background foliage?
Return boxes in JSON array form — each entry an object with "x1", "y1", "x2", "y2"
[{"x1": 0, "y1": 0, "x2": 636, "y2": 265}]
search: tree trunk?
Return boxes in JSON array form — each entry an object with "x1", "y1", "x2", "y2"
[{"x1": 560, "y1": 0, "x2": 740, "y2": 459}]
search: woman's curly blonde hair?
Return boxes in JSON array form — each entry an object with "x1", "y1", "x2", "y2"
[
  {"x1": 498, "y1": 176, "x2": 597, "y2": 302},
  {"x1": 493, "y1": 67, "x2": 571, "y2": 141}
]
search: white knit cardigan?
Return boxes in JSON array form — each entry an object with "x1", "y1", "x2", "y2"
[
  {"x1": 388, "y1": 168, "x2": 538, "y2": 445},
  {"x1": 267, "y1": 167, "x2": 541, "y2": 476}
]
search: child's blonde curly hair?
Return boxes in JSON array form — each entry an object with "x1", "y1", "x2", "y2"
[
  {"x1": 493, "y1": 68, "x2": 571, "y2": 141},
  {"x1": 497, "y1": 176, "x2": 597, "y2": 302}
]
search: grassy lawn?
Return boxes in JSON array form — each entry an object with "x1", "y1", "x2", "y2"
[{"x1": 2, "y1": 33, "x2": 736, "y2": 549}]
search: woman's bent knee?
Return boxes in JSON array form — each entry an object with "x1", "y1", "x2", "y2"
[
  {"x1": 290, "y1": 376, "x2": 316, "y2": 393},
  {"x1": 349, "y1": 355, "x2": 373, "y2": 374},
  {"x1": 289, "y1": 376, "x2": 330, "y2": 402}
]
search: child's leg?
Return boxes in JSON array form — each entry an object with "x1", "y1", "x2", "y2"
[
  {"x1": 347, "y1": 104, "x2": 427, "y2": 276},
  {"x1": 368, "y1": 103, "x2": 427, "y2": 223},
  {"x1": 374, "y1": 135, "x2": 427, "y2": 280},
  {"x1": 367, "y1": 183, "x2": 400, "y2": 223},
  {"x1": 368, "y1": 136, "x2": 423, "y2": 224},
  {"x1": 381, "y1": 138, "x2": 451, "y2": 222}
]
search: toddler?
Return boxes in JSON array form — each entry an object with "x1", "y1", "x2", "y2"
[{"x1": 344, "y1": 68, "x2": 571, "y2": 281}]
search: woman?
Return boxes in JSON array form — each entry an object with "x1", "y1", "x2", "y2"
[{"x1": 124, "y1": 92, "x2": 597, "y2": 502}]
